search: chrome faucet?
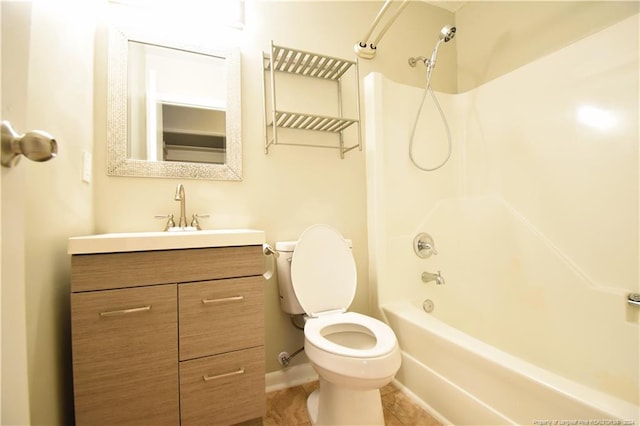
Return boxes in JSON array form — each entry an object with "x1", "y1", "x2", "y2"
[
  {"x1": 422, "y1": 270, "x2": 445, "y2": 285},
  {"x1": 156, "y1": 183, "x2": 208, "y2": 231},
  {"x1": 174, "y1": 183, "x2": 188, "y2": 228}
]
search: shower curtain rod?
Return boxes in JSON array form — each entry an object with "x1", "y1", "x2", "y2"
[{"x1": 354, "y1": 0, "x2": 409, "y2": 59}]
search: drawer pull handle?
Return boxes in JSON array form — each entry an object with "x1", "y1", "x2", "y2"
[
  {"x1": 203, "y1": 368, "x2": 245, "y2": 382},
  {"x1": 201, "y1": 296, "x2": 244, "y2": 304},
  {"x1": 99, "y1": 305, "x2": 151, "y2": 317}
]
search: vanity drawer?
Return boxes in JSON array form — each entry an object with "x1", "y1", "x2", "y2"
[
  {"x1": 178, "y1": 276, "x2": 264, "y2": 360},
  {"x1": 71, "y1": 245, "x2": 264, "y2": 292},
  {"x1": 179, "y1": 346, "x2": 265, "y2": 426},
  {"x1": 71, "y1": 284, "x2": 179, "y2": 426}
]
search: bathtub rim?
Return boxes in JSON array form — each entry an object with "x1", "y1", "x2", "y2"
[{"x1": 380, "y1": 300, "x2": 640, "y2": 422}]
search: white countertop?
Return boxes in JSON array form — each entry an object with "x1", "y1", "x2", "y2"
[{"x1": 68, "y1": 229, "x2": 266, "y2": 254}]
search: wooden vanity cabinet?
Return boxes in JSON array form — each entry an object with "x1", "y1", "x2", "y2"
[{"x1": 70, "y1": 245, "x2": 265, "y2": 426}]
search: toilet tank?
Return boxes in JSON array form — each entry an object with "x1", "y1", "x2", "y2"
[
  {"x1": 274, "y1": 239, "x2": 353, "y2": 315},
  {"x1": 275, "y1": 241, "x2": 304, "y2": 315}
]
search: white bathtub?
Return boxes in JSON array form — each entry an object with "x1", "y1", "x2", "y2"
[
  {"x1": 364, "y1": 13, "x2": 640, "y2": 426},
  {"x1": 382, "y1": 301, "x2": 639, "y2": 425}
]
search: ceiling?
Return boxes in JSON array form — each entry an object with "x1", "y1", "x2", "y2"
[{"x1": 424, "y1": 1, "x2": 466, "y2": 13}]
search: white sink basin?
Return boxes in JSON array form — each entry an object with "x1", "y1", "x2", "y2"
[{"x1": 68, "y1": 229, "x2": 266, "y2": 254}]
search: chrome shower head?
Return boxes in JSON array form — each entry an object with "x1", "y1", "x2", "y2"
[
  {"x1": 428, "y1": 25, "x2": 456, "y2": 70},
  {"x1": 408, "y1": 24, "x2": 457, "y2": 70},
  {"x1": 439, "y1": 25, "x2": 456, "y2": 43}
]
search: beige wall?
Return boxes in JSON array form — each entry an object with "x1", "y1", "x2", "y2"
[
  {"x1": 23, "y1": 2, "x2": 96, "y2": 422},
  {"x1": 93, "y1": 0, "x2": 455, "y2": 379},
  {"x1": 456, "y1": 1, "x2": 640, "y2": 92},
  {"x1": 1, "y1": 0, "x2": 638, "y2": 424}
]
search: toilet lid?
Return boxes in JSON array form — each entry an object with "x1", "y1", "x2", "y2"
[{"x1": 291, "y1": 224, "x2": 356, "y2": 317}]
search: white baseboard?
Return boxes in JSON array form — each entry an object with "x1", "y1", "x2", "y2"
[{"x1": 265, "y1": 363, "x2": 318, "y2": 393}]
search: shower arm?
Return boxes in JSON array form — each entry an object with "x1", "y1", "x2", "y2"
[{"x1": 354, "y1": 0, "x2": 409, "y2": 59}]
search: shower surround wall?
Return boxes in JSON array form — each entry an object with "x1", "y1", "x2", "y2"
[{"x1": 365, "y1": 12, "x2": 639, "y2": 417}]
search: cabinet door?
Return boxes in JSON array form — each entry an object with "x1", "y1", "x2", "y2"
[
  {"x1": 179, "y1": 276, "x2": 264, "y2": 360},
  {"x1": 179, "y1": 346, "x2": 265, "y2": 426},
  {"x1": 71, "y1": 285, "x2": 179, "y2": 426}
]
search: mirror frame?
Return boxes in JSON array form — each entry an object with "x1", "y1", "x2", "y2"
[{"x1": 107, "y1": 25, "x2": 242, "y2": 180}]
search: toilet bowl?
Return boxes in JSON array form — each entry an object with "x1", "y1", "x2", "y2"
[{"x1": 275, "y1": 224, "x2": 401, "y2": 425}]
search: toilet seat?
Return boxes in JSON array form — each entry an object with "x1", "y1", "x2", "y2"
[
  {"x1": 291, "y1": 224, "x2": 357, "y2": 317},
  {"x1": 305, "y1": 312, "x2": 398, "y2": 359},
  {"x1": 292, "y1": 225, "x2": 398, "y2": 359}
]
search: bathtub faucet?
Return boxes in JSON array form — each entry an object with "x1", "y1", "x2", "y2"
[{"x1": 422, "y1": 270, "x2": 445, "y2": 285}]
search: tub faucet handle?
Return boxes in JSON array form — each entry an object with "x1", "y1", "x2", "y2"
[
  {"x1": 419, "y1": 240, "x2": 438, "y2": 254},
  {"x1": 414, "y1": 233, "x2": 438, "y2": 258}
]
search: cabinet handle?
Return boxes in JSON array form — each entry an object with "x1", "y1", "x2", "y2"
[
  {"x1": 203, "y1": 368, "x2": 245, "y2": 382},
  {"x1": 99, "y1": 305, "x2": 151, "y2": 317},
  {"x1": 201, "y1": 295, "x2": 244, "y2": 305}
]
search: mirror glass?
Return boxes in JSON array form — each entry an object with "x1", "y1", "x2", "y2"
[{"x1": 107, "y1": 26, "x2": 241, "y2": 180}]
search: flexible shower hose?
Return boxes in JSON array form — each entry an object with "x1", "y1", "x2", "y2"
[{"x1": 408, "y1": 66, "x2": 453, "y2": 172}]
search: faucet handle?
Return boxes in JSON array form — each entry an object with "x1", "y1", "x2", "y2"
[
  {"x1": 155, "y1": 214, "x2": 175, "y2": 231},
  {"x1": 191, "y1": 213, "x2": 210, "y2": 230},
  {"x1": 414, "y1": 233, "x2": 438, "y2": 258}
]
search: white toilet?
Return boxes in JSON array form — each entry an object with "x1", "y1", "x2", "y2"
[{"x1": 275, "y1": 224, "x2": 401, "y2": 426}]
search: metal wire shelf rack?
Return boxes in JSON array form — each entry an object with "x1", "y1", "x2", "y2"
[{"x1": 262, "y1": 41, "x2": 361, "y2": 158}]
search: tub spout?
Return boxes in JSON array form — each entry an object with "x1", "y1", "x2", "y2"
[{"x1": 422, "y1": 270, "x2": 445, "y2": 285}]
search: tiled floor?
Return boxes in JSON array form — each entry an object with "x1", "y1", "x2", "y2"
[{"x1": 261, "y1": 381, "x2": 442, "y2": 426}]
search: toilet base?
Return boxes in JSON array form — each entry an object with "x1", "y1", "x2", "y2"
[
  {"x1": 307, "y1": 389, "x2": 320, "y2": 424},
  {"x1": 306, "y1": 378, "x2": 385, "y2": 425}
]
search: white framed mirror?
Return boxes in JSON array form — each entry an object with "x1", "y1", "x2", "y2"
[{"x1": 107, "y1": 25, "x2": 242, "y2": 180}]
